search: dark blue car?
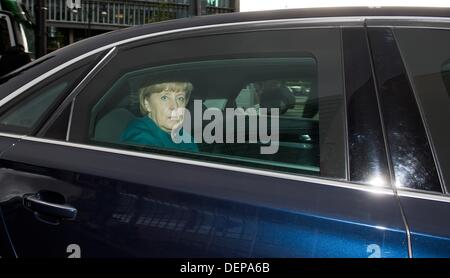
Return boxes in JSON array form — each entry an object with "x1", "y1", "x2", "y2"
[{"x1": 0, "y1": 7, "x2": 449, "y2": 258}]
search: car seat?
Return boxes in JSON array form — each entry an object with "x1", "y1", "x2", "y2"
[
  {"x1": 259, "y1": 86, "x2": 296, "y2": 114},
  {"x1": 93, "y1": 108, "x2": 137, "y2": 143}
]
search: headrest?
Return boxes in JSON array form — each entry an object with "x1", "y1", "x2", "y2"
[
  {"x1": 259, "y1": 86, "x2": 296, "y2": 114},
  {"x1": 94, "y1": 108, "x2": 137, "y2": 143}
]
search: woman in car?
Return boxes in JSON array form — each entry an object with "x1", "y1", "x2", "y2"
[{"x1": 120, "y1": 81, "x2": 198, "y2": 152}]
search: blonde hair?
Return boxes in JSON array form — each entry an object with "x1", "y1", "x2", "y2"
[{"x1": 139, "y1": 81, "x2": 193, "y2": 115}]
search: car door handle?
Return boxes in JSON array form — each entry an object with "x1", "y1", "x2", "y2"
[{"x1": 23, "y1": 191, "x2": 77, "y2": 221}]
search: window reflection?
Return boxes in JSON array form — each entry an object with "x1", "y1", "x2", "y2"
[{"x1": 369, "y1": 28, "x2": 441, "y2": 193}]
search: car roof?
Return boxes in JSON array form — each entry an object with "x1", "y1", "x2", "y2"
[
  {"x1": 2, "y1": 6, "x2": 450, "y2": 99},
  {"x1": 44, "y1": 6, "x2": 450, "y2": 58}
]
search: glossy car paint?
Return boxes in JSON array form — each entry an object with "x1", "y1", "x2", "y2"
[
  {"x1": 396, "y1": 193, "x2": 450, "y2": 258},
  {"x1": 0, "y1": 7, "x2": 449, "y2": 257},
  {"x1": 0, "y1": 137, "x2": 407, "y2": 257}
]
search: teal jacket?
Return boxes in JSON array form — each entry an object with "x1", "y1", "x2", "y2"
[{"x1": 120, "y1": 116, "x2": 198, "y2": 152}]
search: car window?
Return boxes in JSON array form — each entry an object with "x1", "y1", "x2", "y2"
[
  {"x1": 235, "y1": 78, "x2": 317, "y2": 120},
  {"x1": 69, "y1": 29, "x2": 346, "y2": 180},
  {"x1": 395, "y1": 28, "x2": 450, "y2": 193},
  {"x1": 0, "y1": 58, "x2": 96, "y2": 135},
  {"x1": 0, "y1": 82, "x2": 67, "y2": 128},
  {"x1": 442, "y1": 59, "x2": 450, "y2": 97}
]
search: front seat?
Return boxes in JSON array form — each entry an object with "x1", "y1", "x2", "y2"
[
  {"x1": 94, "y1": 108, "x2": 137, "y2": 143},
  {"x1": 259, "y1": 86, "x2": 296, "y2": 114}
]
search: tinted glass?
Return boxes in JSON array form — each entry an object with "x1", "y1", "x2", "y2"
[
  {"x1": 0, "y1": 57, "x2": 96, "y2": 135},
  {"x1": 395, "y1": 28, "x2": 450, "y2": 194},
  {"x1": 343, "y1": 28, "x2": 390, "y2": 187},
  {"x1": 368, "y1": 28, "x2": 442, "y2": 193},
  {"x1": 70, "y1": 29, "x2": 346, "y2": 179},
  {"x1": 235, "y1": 78, "x2": 316, "y2": 119}
]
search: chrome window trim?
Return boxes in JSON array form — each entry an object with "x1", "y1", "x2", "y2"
[
  {"x1": 0, "y1": 132, "x2": 393, "y2": 196},
  {"x1": 0, "y1": 132, "x2": 25, "y2": 139},
  {"x1": 0, "y1": 49, "x2": 103, "y2": 108},
  {"x1": 0, "y1": 15, "x2": 449, "y2": 201},
  {"x1": 2, "y1": 130, "x2": 449, "y2": 203},
  {"x1": 0, "y1": 16, "x2": 366, "y2": 109},
  {"x1": 368, "y1": 25, "x2": 450, "y2": 31},
  {"x1": 32, "y1": 47, "x2": 117, "y2": 140},
  {"x1": 2, "y1": 16, "x2": 449, "y2": 110},
  {"x1": 366, "y1": 16, "x2": 450, "y2": 28},
  {"x1": 366, "y1": 16, "x2": 450, "y2": 22},
  {"x1": 339, "y1": 28, "x2": 350, "y2": 181},
  {"x1": 65, "y1": 47, "x2": 117, "y2": 141},
  {"x1": 397, "y1": 190, "x2": 450, "y2": 203},
  {"x1": 66, "y1": 100, "x2": 75, "y2": 141},
  {"x1": 392, "y1": 29, "x2": 447, "y2": 195}
]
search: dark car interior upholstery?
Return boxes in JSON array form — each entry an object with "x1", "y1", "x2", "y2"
[{"x1": 94, "y1": 108, "x2": 136, "y2": 143}]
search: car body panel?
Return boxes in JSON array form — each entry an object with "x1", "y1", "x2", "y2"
[
  {"x1": 1, "y1": 8, "x2": 450, "y2": 257},
  {"x1": 397, "y1": 193, "x2": 450, "y2": 257},
  {"x1": 0, "y1": 136, "x2": 408, "y2": 257}
]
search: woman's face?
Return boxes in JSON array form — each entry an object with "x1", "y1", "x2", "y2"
[{"x1": 144, "y1": 89, "x2": 187, "y2": 132}]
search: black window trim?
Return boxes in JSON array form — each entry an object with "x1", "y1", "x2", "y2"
[
  {"x1": 36, "y1": 47, "x2": 117, "y2": 138},
  {"x1": 366, "y1": 26, "x2": 397, "y2": 191},
  {"x1": 367, "y1": 26, "x2": 443, "y2": 194},
  {"x1": 5, "y1": 129, "x2": 450, "y2": 202},
  {"x1": 391, "y1": 27, "x2": 447, "y2": 195},
  {"x1": 340, "y1": 26, "x2": 350, "y2": 181},
  {"x1": 1, "y1": 17, "x2": 364, "y2": 108},
  {"x1": 65, "y1": 26, "x2": 349, "y2": 181},
  {"x1": 0, "y1": 131, "x2": 395, "y2": 196},
  {"x1": 0, "y1": 53, "x2": 106, "y2": 137},
  {"x1": 342, "y1": 26, "x2": 391, "y2": 188}
]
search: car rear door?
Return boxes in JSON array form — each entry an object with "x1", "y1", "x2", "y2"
[{"x1": 0, "y1": 19, "x2": 409, "y2": 257}]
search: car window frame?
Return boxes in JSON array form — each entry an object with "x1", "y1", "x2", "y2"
[
  {"x1": 33, "y1": 48, "x2": 116, "y2": 140},
  {"x1": 0, "y1": 52, "x2": 104, "y2": 136},
  {"x1": 65, "y1": 24, "x2": 349, "y2": 181}
]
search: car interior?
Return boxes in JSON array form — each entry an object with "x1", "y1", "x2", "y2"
[{"x1": 89, "y1": 57, "x2": 321, "y2": 174}]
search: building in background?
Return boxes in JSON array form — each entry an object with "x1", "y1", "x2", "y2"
[{"x1": 20, "y1": 0, "x2": 238, "y2": 52}]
